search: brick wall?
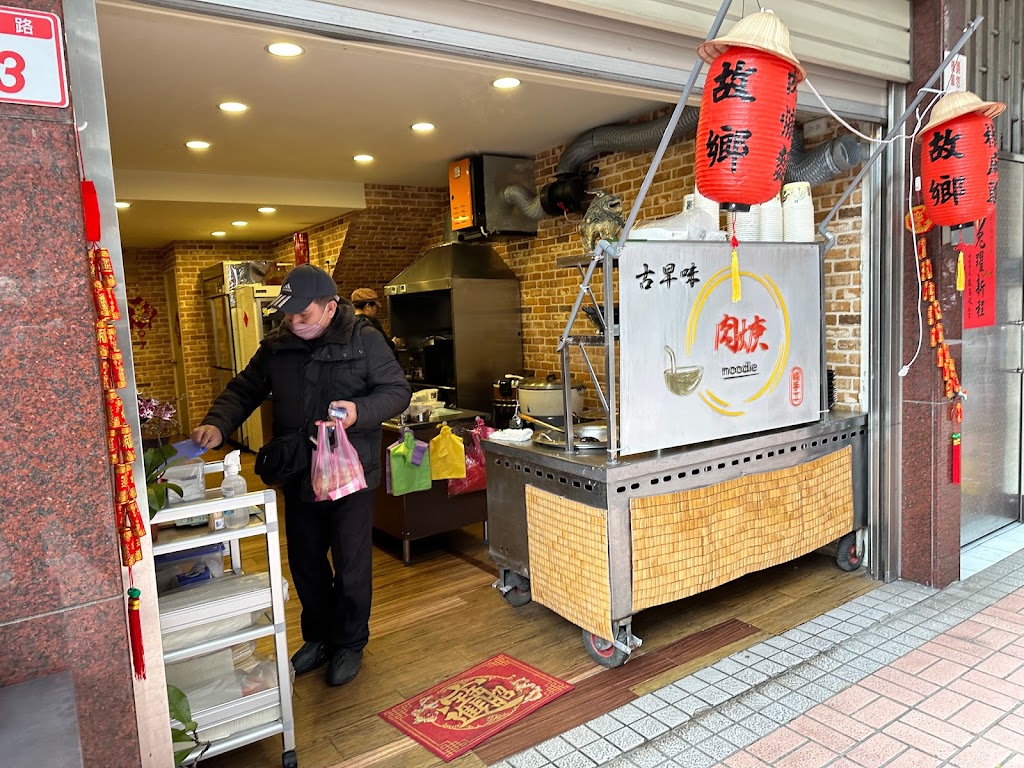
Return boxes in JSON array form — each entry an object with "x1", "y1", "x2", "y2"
[
  {"x1": 165, "y1": 241, "x2": 271, "y2": 431},
  {"x1": 125, "y1": 185, "x2": 450, "y2": 433},
  {"x1": 267, "y1": 185, "x2": 449, "y2": 328},
  {"x1": 808, "y1": 122, "x2": 871, "y2": 410},
  {"x1": 122, "y1": 247, "x2": 175, "y2": 404}
]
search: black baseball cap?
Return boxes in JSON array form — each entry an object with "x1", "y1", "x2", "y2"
[{"x1": 269, "y1": 265, "x2": 339, "y2": 314}]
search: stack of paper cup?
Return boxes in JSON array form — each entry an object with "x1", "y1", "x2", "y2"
[
  {"x1": 782, "y1": 182, "x2": 815, "y2": 242},
  {"x1": 759, "y1": 194, "x2": 784, "y2": 242},
  {"x1": 727, "y1": 204, "x2": 760, "y2": 241},
  {"x1": 693, "y1": 185, "x2": 721, "y2": 230}
]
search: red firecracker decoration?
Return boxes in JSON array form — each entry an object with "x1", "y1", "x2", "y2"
[
  {"x1": 695, "y1": 11, "x2": 804, "y2": 210},
  {"x1": 919, "y1": 92, "x2": 1004, "y2": 230}
]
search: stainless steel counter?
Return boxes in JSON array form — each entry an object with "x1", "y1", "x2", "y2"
[
  {"x1": 483, "y1": 412, "x2": 869, "y2": 623},
  {"x1": 376, "y1": 408, "x2": 490, "y2": 563},
  {"x1": 484, "y1": 411, "x2": 867, "y2": 483},
  {"x1": 382, "y1": 408, "x2": 487, "y2": 432}
]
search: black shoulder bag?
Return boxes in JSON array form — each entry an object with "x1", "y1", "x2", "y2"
[{"x1": 254, "y1": 430, "x2": 310, "y2": 486}]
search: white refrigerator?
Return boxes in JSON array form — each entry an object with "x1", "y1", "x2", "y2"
[{"x1": 234, "y1": 284, "x2": 282, "y2": 449}]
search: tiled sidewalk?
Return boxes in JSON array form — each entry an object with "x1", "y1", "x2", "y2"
[{"x1": 495, "y1": 549, "x2": 1024, "y2": 768}]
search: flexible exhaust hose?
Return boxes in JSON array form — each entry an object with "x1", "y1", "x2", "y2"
[
  {"x1": 501, "y1": 103, "x2": 868, "y2": 219},
  {"x1": 785, "y1": 133, "x2": 868, "y2": 186},
  {"x1": 555, "y1": 107, "x2": 702, "y2": 175},
  {"x1": 502, "y1": 184, "x2": 547, "y2": 221},
  {"x1": 501, "y1": 107, "x2": 701, "y2": 218}
]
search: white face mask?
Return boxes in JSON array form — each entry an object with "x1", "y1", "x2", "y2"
[{"x1": 289, "y1": 302, "x2": 335, "y2": 340}]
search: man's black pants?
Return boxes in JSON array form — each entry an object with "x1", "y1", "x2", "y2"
[{"x1": 282, "y1": 486, "x2": 374, "y2": 651}]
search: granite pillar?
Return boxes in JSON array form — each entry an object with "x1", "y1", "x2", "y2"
[
  {"x1": 900, "y1": 0, "x2": 968, "y2": 587},
  {"x1": 0, "y1": 1, "x2": 142, "y2": 765}
]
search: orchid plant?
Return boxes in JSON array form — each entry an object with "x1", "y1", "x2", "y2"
[{"x1": 138, "y1": 395, "x2": 183, "y2": 516}]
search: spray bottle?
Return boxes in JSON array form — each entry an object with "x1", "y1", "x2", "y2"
[{"x1": 220, "y1": 450, "x2": 252, "y2": 530}]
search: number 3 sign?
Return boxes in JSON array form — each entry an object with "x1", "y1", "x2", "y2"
[{"x1": 0, "y1": 6, "x2": 67, "y2": 108}]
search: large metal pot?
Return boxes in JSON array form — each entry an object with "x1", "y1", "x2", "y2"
[{"x1": 518, "y1": 374, "x2": 585, "y2": 418}]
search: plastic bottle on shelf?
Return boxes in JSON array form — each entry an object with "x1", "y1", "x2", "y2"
[{"x1": 221, "y1": 450, "x2": 254, "y2": 530}]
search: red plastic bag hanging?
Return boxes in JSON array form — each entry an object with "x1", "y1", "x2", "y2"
[
  {"x1": 448, "y1": 417, "x2": 494, "y2": 497},
  {"x1": 311, "y1": 422, "x2": 367, "y2": 501}
]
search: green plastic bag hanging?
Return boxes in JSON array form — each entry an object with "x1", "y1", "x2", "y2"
[
  {"x1": 429, "y1": 424, "x2": 466, "y2": 480},
  {"x1": 389, "y1": 430, "x2": 432, "y2": 496}
]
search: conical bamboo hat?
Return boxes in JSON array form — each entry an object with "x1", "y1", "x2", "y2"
[
  {"x1": 698, "y1": 10, "x2": 806, "y2": 82},
  {"x1": 919, "y1": 91, "x2": 1006, "y2": 137}
]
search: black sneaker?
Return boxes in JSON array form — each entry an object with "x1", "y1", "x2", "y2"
[
  {"x1": 326, "y1": 648, "x2": 363, "y2": 686},
  {"x1": 290, "y1": 641, "x2": 329, "y2": 675}
]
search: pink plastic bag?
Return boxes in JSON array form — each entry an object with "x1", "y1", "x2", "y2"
[
  {"x1": 448, "y1": 417, "x2": 494, "y2": 497},
  {"x1": 311, "y1": 422, "x2": 367, "y2": 501}
]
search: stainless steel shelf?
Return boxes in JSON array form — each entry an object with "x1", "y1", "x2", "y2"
[
  {"x1": 178, "y1": 721, "x2": 285, "y2": 763},
  {"x1": 154, "y1": 472, "x2": 295, "y2": 764},
  {"x1": 191, "y1": 687, "x2": 281, "y2": 731},
  {"x1": 555, "y1": 254, "x2": 618, "y2": 269},
  {"x1": 163, "y1": 616, "x2": 276, "y2": 665},
  {"x1": 152, "y1": 488, "x2": 274, "y2": 524},
  {"x1": 159, "y1": 573, "x2": 275, "y2": 633},
  {"x1": 564, "y1": 335, "x2": 617, "y2": 345},
  {"x1": 152, "y1": 513, "x2": 269, "y2": 557}
]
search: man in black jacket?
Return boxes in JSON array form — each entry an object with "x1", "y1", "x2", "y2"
[{"x1": 192, "y1": 264, "x2": 411, "y2": 686}]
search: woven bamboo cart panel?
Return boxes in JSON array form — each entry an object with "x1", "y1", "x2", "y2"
[
  {"x1": 631, "y1": 446, "x2": 854, "y2": 613},
  {"x1": 526, "y1": 485, "x2": 612, "y2": 641}
]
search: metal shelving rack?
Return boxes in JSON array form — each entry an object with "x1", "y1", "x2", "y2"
[{"x1": 150, "y1": 461, "x2": 297, "y2": 768}]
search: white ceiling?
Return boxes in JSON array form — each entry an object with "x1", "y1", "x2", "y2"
[{"x1": 96, "y1": 2, "x2": 666, "y2": 248}]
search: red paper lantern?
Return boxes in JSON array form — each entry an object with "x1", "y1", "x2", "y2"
[
  {"x1": 920, "y1": 112, "x2": 998, "y2": 228},
  {"x1": 695, "y1": 46, "x2": 798, "y2": 210}
]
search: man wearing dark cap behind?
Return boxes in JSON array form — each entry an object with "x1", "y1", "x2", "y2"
[
  {"x1": 351, "y1": 287, "x2": 396, "y2": 354},
  {"x1": 192, "y1": 264, "x2": 411, "y2": 686}
]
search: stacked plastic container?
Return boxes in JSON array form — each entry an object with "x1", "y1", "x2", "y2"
[{"x1": 782, "y1": 181, "x2": 815, "y2": 241}]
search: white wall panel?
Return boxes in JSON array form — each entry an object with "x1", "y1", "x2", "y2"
[{"x1": 526, "y1": 0, "x2": 912, "y2": 82}]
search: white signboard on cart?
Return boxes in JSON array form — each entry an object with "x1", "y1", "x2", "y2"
[{"x1": 619, "y1": 241, "x2": 822, "y2": 456}]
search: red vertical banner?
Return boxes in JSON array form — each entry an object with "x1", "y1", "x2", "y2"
[
  {"x1": 963, "y1": 208, "x2": 996, "y2": 329},
  {"x1": 293, "y1": 232, "x2": 310, "y2": 265}
]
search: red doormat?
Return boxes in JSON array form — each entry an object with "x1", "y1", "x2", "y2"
[{"x1": 378, "y1": 653, "x2": 574, "y2": 762}]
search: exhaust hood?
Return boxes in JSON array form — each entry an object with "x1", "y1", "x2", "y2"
[{"x1": 385, "y1": 242, "x2": 517, "y2": 295}]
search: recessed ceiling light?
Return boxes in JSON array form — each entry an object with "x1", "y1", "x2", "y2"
[
  {"x1": 257, "y1": 207, "x2": 276, "y2": 214},
  {"x1": 114, "y1": 201, "x2": 131, "y2": 209},
  {"x1": 411, "y1": 122, "x2": 435, "y2": 133},
  {"x1": 492, "y1": 77, "x2": 521, "y2": 90},
  {"x1": 232, "y1": 221, "x2": 248, "y2": 227},
  {"x1": 185, "y1": 140, "x2": 211, "y2": 150},
  {"x1": 353, "y1": 154, "x2": 374, "y2": 163},
  {"x1": 211, "y1": 231, "x2": 227, "y2": 237},
  {"x1": 219, "y1": 101, "x2": 248, "y2": 113},
  {"x1": 267, "y1": 42, "x2": 304, "y2": 57}
]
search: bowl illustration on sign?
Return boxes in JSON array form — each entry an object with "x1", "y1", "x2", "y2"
[{"x1": 664, "y1": 345, "x2": 703, "y2": 396}]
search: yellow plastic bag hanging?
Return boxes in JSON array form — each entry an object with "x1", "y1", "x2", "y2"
[{"x1": 429, "y1": 424, "x2": 466, "y2": 480}]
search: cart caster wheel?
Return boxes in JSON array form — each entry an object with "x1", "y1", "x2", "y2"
[
  {"x1": 500, "y1": 571, "x2": 532, "y2": 608},
  {"x1": 503, "y1": 585, "x2": 532, "y2": 607},
  {"x1": 836, "y1": 531, "x2": 862, "y2": 572},
  {"x1": 282, "y1": 749, "x2": 298, "y2": 768},
  {"x1": 582, "y1": 628, "x2": 630, "y2": 668}
]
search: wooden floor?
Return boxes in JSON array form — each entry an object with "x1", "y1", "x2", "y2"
[{"x1": 183, "y1": 450, "x2": 876, "y2": 768}]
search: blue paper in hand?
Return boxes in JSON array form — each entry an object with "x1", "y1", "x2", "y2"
[{"x1": 172, "y1": 438, "x2": 208, "y2": 460}]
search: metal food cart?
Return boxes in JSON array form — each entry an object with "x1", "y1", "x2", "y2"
[{"x1": 483, "y1": 240, "x2": 868, "y2": 667}]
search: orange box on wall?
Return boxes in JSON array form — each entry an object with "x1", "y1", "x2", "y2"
[{"x1": 449, "y1": 158, "x2": 475, "y2": 231}]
